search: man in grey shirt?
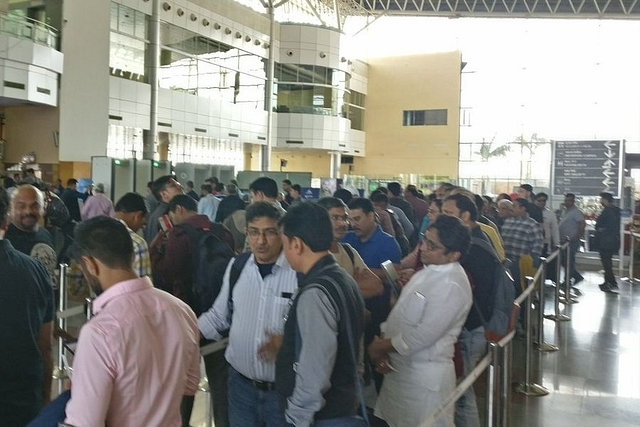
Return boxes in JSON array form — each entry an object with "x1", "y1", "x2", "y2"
[
  {"x1": 558, "y1": 193, "x2": 586, "y2": 285},
  {"x1": 276, "y1": 203, "x2": 365, "y2": 427}
]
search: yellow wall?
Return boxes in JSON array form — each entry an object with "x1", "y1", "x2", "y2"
[
  {"x1": 360, "y1": 51, "x2": 462, "y2": 179},
  {"x1": 59, "y1": 161, "x2": 92, "y2": 183},
  {"x1": 4, "y1": 106, "x2": 60, "y2": 164},
  {"x1": 271, "y1": 149, "x2": 346, "y2": 178}
]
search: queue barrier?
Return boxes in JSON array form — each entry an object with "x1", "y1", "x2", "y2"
[{"x1": 422, "y1": 238, "x2": 579, "y2": 427}]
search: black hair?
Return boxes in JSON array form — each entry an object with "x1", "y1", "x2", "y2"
[
  {"x1": 429, "y1": 198, "x2": 443, "y2": 211},
  {"x1": 3, "y1": 176, "x2": 15, "y2": 189},
  {"x1": 67, "y1": 178, "x2": 78, "y2": 186},
  {"x1": 227, "y1": 184, "x2": 237, "y2": 194},
  {"x1": 147, "y1": 181, "x2": 154, "y2": 189},
  {"x1": 565, "y1": 193, "x2": 576, "y2": 199},
  {"x1": 249, "y1": 177, "x2": 278, "y2": 199},
  {"x1": 206, "y1": 177, "x2": 219, "y2": 185},
  {"x1": 427, "y1": 215, "x2": 470, "y2": 256},
  {"x1": 215, "y1": 183, "x2": 225, "y2": 193},
  {"x1": 0, "y1": 187, "x2": 8, "y2": 227},
  {"x1": 291, "y1": 184, "x2": 301, "y2": 193},
  {"x1": 201, "y1": 184, "x2": 213, "y2": 194},
  {"x1": 376, "y1": 187, "x2": 389, "y2": 195},
  {"x1": 279, "y1": 203, "x2": 332, "y2": 252},
  {"x1": 497, "y1": 193, "x2": 512, "y2": 202},
  {"x1": 515, "y1": 198, "x2": 530, "y2": 209},
  {"x1": 600, "y1": 192, "x2": 614, "y2": 202},
  {"x1": 317, "y1": 197, "x2": 347, "y2": 211},
  {"x1": 406, "y1": 187, "x2": 419, "y2": 197},
  {"x1": 282, "y1": 179, "x2": 292, "y2": 186},
  {"x1": 333, "y1": 188, "x2": 353, "y2": 204},
  {"x1": 473, "y1": 194, "x2": 484, "y2": 213},
  {"x1": 152, "y1": 175, "x2": 173, "y2": 200},
  {"x1": 246, "y1": 201, "x2": 282, "y2": 224},
  {"x1": 439, "y1": 182, "x2": 456, "y2": 192},
  {"x1": 115, "y1": 192, "x2": 148, "y2": 214},
  {"x1": 444, "y1": 193, "x2": 478, "y2": 222},
  {"x1": 168, "y1": 194, "x2": 198, "y2": 213},
  {"x1": 370, "y1": 191, "x2": 389, "y2": 205},
  {"x1": 482, "y1": 195, "x2": 493, "y2": 206},
  {"x1": 186, "y1": 180, "x2": 194, "y2": 188},
  {"x1": 348, "y1": 197, "x2": 374, "y2": 215},
  {"x1": 535, "y1": 192, "x2": 548, "y2": 201},
  {"x1": 74, "y1": 216, "x2": 134, "y2": 270},
  {"x1": 387, "y1": 182, "x2": 402, "y2": 197}
]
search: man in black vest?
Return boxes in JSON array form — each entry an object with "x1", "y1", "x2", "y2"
[{"x1": 276, "y1": 203, "x2": 366, "y2": 427}]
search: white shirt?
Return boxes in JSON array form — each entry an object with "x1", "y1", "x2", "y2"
[
  {"x1": 541, "y1": 208, "x2": 560, "y2": 248},
  {"x1": 198, "y1": 252, "x2": 298, "y2": 382},
  {"x1": 375, "y1": 262, "x2": 472, "y2": 427},
  {"x1": 197, "y1": 194, "x2": 220, "y2": 222}
]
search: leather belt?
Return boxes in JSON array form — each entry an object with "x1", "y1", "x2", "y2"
[{"x1": 238, "y1": 372, "x2": 276, "y2": 391}]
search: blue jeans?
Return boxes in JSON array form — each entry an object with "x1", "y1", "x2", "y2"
[
  {"x1": 313, "y1": 416, "x2": 369, "y2": 427},
  {"x1": 454, "y1": 326, "x2": 487, "y2": 427},
  {"x1": 563, "y1": 240, "x2": 584, "y2": 283},
  {"x1": 26, "y1": 390, "x2": 70, "y2": 427},
  {"x1": 228, "y1": 367, "x2": 286, "y2": 427}
]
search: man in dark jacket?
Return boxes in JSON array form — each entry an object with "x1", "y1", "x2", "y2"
[
  {"x1": 596, "y1": 192, "x2": 621, "y2": 293},
  {"x1": 215, "y1": 184, "x2": 245, "y2": 223},
  {"x1": 276, "y1": 203, "x2": 365, "y2": 427}
]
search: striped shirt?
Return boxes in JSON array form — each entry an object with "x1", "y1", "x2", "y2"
[
  {"x1": 501, "y1": 214, "x2": 544, "y2": 261},
  {"x1": 118, "y1": 219, "x2": 152, "y2": 279},
  {"x1": 198, "y1": 251, "x2": 298, "y2": 382}
]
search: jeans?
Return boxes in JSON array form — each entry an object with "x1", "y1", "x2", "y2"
[
  {"x1": 204, "y1": 348, "x2": 230, "y2": 427},
  {"x1": 313, "y1": 416, "x2": 369, "y2": 427},
  {"x1": 600, "y1": 249, "x2": 616, "y2": 284},
  {"x1": 562, "y1": 240, "x2": 584, "y2": 283},
  {"x1": 227, "y1": 367, "x2": 285, "y2": 427},
  {"x1": 454, "y1": 326, "x2": 487, "y2": 427},
  {"x1": 25, "y1": 390, "x2": 70, "y2": 427}
]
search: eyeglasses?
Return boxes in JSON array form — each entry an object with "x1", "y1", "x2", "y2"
[
  {"x1": 330, "y1": 214, "x2": 349, "y2": 223},
  {"x1": 421, "y1": 233, "x2": 446, "y2": 252},
  {"x1": 247, "y1": 228, "x2": 280, "y2": 239}
]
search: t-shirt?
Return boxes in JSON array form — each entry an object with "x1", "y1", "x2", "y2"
[
  {"x1": 331, "y1": 243, "x2": 367, "y2": 277},
  {"x1": 0, "y1": 240, "x2": 54, "y2": 425},
  {"x1": 559, "y1": 207, "x2": 584, "y2": 241},
  {"x1": 5, "y1": 224, "x2": 54, "y2": 256}
]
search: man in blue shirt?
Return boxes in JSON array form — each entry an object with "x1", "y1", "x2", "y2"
[{"x1": 341, "y1": 197, "x2": 400, "y2": 392}]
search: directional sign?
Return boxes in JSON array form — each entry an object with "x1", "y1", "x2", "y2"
[{"x1": 552, "y1": 140, "x2": 621, "y2": 197}]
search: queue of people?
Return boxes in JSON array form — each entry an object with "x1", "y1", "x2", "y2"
[{"x1": 0, "y1": 173, "x2": 622, "y2": 427}]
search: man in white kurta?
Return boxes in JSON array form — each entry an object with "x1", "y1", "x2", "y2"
[{"x1": 368, "y1": 215, "x2": 473, "y2": 427}]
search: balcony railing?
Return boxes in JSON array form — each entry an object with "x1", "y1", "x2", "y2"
[{"x1": 0, "y1": 12, "x2": 58, "y2": 49}]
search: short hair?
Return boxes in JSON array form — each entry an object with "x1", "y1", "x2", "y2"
[
  {"x1": 515, "y1": 198, "x2": 530, "y2": 209},
  {"x1": 227, "y1": 184, "x2": 237, "y2": 195},
  {"x1": 482, "y1": 195, "x2": 493, "y2": 206},
  {"x1": 147, "y1": 181, "x2": 154, "y2": 190},
  {"x1": 26, "y1": 168, "x2": 35, "y2": 174},
  {"x1": 444, "y1": 193, "x2": 478, "y2": 221},
  {"x1": 201, "y1": 184, "x2": 213, "y2": 194},
  {"x1": 168, "y1": 194, "x2": 197, "y2": 213},
  {"x1": 497, "y1": 193, "x2": 512, "y2": 202},
  {"x1": 282, "y1": 179, "x2": 292, "y2": 186},
  {"x1": 376, "y1": 187, "x2": 389, "y2": 195},
  {"x1": 565, "y1": 193, "x2": 576, "y2": 199},
  {"x1": 3, "y1": 176, "x2": 15, "y2": 189},
  {"x1": 207, "y1": 177, "x2": 219, "y2": 185},
  {"x1": 153, "y1": 175, "x2": 174, "y2": 196},
  {"x1": 348, "y1": 197, "x2": 374, "y2": 215},
  {"x1": 427, "y1": 215, "x2": 470, "y2": 256},
  {"x1": 115, "y1": 192, "x2": 148, "y2": 214},
  {"x1": 317, "y1": 197, "x2": 347, "y2": 211},
  {"x1": 67, "y1": 178, "x2": 78, "y2": 186},
  {"x1": 249, "y1": 177, "x2": 278, "y2": 199},
  {"x1": 370, "y1": 191, "x2": 389, "y2": 205},
  {"x1": 333, "y1": 188, "x2": 354, "y2": 205},
  {"x1": 73, "y1": 216, "x2": 134, "y2": 270},
  {"x1": 291, "y1": 184, "x2": 301, "y2": 193},
  {"x1": 535, "y1": 192, "x2": 548, "y2": 201},
  {"x1": 279, "y1": 203, "x2": 332, "y2": 252},
  {"x1": 600, "y1": 192, "x2": 614, "y2": 202},
  {"x1": 473, "y1": 194, "x2": 484, "y2": 213},
  {"x1": 406, "y1": 187, "x2": 419, "y2": 197},
  {"x1": 246, "y1": 201, "x2": 282, "y2": 224},
  {"x1": 186, "y1": 180, "x2": 194, "y2": 188},
  {"x1": 387, "y1": 182, "x2": 402, "y2": 197},
  {"x1": 439, "y1": 182, "x2": 456, "y2": 192},
  {"x1": 0, "y1": 187, "x2": 8, "y2": 227},
  {"x1": 215, "y1": 183, "x2": 225, "y2": 193}
]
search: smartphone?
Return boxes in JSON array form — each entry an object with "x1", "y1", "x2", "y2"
[
  {"x1": 381, "y1": 260, "x2": 402, "y2": 297},
  {"x1": 159, "y1": 214, "x2": 173, "y2": 233}
]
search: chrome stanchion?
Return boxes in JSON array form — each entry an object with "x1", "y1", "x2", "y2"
[
  {"x1": 621, "y1": 231, "x2": 640, "y2": 284},
  {"x1": 546, "y1": 244, "x2": 570, "y2": 321},
  {"x1": 499, "y1": 341, "x2": 512, "y2": 427},
  {"x1": 560, "y1": 239, "x2": 578, "y2": 305},
  {"x1": 84, "y1": 297, "x2": 93, "y2": 320},
  {"x1": 536, "y1": 258, "x2": 558, "y2": 352},
  {"x1": 514, "y1": 278, "x2": 549, "y2": 397},
  {"x1": 485, "y1": 342, "x2": 499, "y2": 427},
  {"x1": 52, "y1": 263, "x2": 69, "y2": 380}
]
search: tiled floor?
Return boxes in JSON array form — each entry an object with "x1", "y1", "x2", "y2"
[{"x1": 53, "y1": 263, "x2": 640, "y2": 427}]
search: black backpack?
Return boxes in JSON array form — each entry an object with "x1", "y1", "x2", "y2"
[{"x1": 178, "y1": 223, "x2": 235, "y2": 316}]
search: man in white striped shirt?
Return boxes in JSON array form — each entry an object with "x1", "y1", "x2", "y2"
[{"x1": 199, "y1": 202, "x2": 298, "y2": 427}]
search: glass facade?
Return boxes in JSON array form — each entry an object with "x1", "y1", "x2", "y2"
[
  {"x1": 159, "y1": 22, "x2": 266, "y2": 108},
  {"x1": 107, "y1": 125, "x2": 144, "y2": 160},
  {"x1": 168, "y1": 134, "x2": 243, "y2": 170},
  {"x1": 274, "y1": 63, "x2": 349, "y2": 117},
  {"x1": 345, "y1": 90, "x2": 365, "y2": 130},
  {"x1": 109, "y1": 3, "x2": 148, "y2": 82}
]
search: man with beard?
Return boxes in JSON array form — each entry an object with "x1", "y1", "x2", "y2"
[{"x1": 31, "y1": 216, "x2": 200, "y2": 425}]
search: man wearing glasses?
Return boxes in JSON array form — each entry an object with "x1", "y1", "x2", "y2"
[{"x1": 199, "y1": 202, "x2": 298, "y2": 427}]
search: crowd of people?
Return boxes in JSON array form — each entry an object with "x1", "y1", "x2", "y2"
[{"x1": 0, "y1": 170, "x2": 622, "y2": 427}]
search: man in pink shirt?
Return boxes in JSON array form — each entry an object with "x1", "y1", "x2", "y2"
[
  {"x1": 31, "y1": 216, "x2": 200, "y2": 426},
  {"x1": 80, "y1": 183, "x2": 115, "y2": 220}
]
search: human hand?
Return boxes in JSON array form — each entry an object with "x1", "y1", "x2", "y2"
[
  {"x1": 397, "y1": 269, "x2": 415, "y2": 287},
  {"x1": 258, "y1": 331, "x2": 283, "y2": 362}
]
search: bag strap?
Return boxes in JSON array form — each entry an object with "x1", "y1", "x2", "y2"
[
  {"x1": 227, "y1": 252, "x2": 251, "y2": 324},
  {"x1": 339, "y1": 242, "x2": 356, "y2": 266},
  {"x1": 294, "y1": 272, "x2": 369, "y2": 426}
]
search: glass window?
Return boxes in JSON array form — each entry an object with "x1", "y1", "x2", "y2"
[{"x1": 403, "y1": 109, "x2": 448, "y2": 126}]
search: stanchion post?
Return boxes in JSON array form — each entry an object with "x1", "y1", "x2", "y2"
[
  {"x1": 514, "y1": 278, "x2": 549, "y2": 397},
  {"x1": 536, "y1": 259, "x2": 558, "y2": 351},
  {"x1": 546, "y1": 243, "x2": 571, "y2": 321},
  {"x1": 53, "y1": 264, "x2": 68, "y2": 380},
  {"x1": 499, "y1": 342, "x2": 512, "y2": 427},
  {"x1": 485, "y1": 342, "x2": 498, "y2": 427},
  {"x1": 84, "y1": 297, "x2": 93, "y2": 320},
  {"x1": 564, "y1": 240, "x2": 577, "y2": 304}
]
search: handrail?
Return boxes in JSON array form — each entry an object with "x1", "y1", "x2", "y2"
[{"x1": 0, "y1": 11, "x2": 59, "y2": 49}]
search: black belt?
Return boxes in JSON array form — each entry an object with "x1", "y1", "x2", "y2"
[{"x1": 238, "y1": 372, "x2": 276, "y2": 391}]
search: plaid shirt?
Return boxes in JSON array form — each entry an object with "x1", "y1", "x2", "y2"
[
  {"x1": 501, "y1": 214, "x2": 544, "y2": 261},
  {"x1": 118, "y1": 219, "x2": 152, "y2": 278}
]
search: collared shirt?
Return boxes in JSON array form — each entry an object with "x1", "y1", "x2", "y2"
[
  {"x1": 501, "y1": 214, "x2": 544, "y2": 261},
  {"x1": 117, "y1": 219, "x2": 152, "y2": 278},
  {"x1": 81, "y1": 193, "x2": 115, "y2": 221},
  {"x1": 65, "y1": 277, "x2": 200, "y2": 427},
  {"x1": 541, "y1": 208, "x2": 560, "y2": 247},
  {"x1": 341, "y1": 226, "x2": 401, "y2": 269},
  {"x1": 198, "y1": 193, "x2": 221, "y2": 222},
  {"x1": 198, "y1": 252, "x2": 298, "y2": 382},
  {"x1": 559, "y1": 206, "x2": 585, "y2": 242}
]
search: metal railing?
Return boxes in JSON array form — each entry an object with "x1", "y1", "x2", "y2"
[
  {"x1": 622, "y1": 230, "x2": 640, "y2": 284},
  {"x1": 0, "y1": 12, "x2": 58, "y2": 49},
  {"x1": 421, "y1": 238, "x2": 579, "y2": 426}
]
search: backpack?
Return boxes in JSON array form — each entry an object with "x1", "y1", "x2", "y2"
[
  {"x1": 44, "y1": 189, "x2": 70, "y2": 228},
  {"x1": 178, "y1": 223, "x2": 235, "y2": 317},
  {"x1": 471, "y1": 237, "x2": 519, "y2": 342}
]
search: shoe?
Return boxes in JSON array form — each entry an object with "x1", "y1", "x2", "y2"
[
  {"x1": 610, "y1": 282, "x2": 619, "y2": 290},
  {"x1": 599, "y1": 283, "x2": 619, "y2": 294},
  {"x1": 573, "y1": 277, "x2": 585, "y2": 286}
]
